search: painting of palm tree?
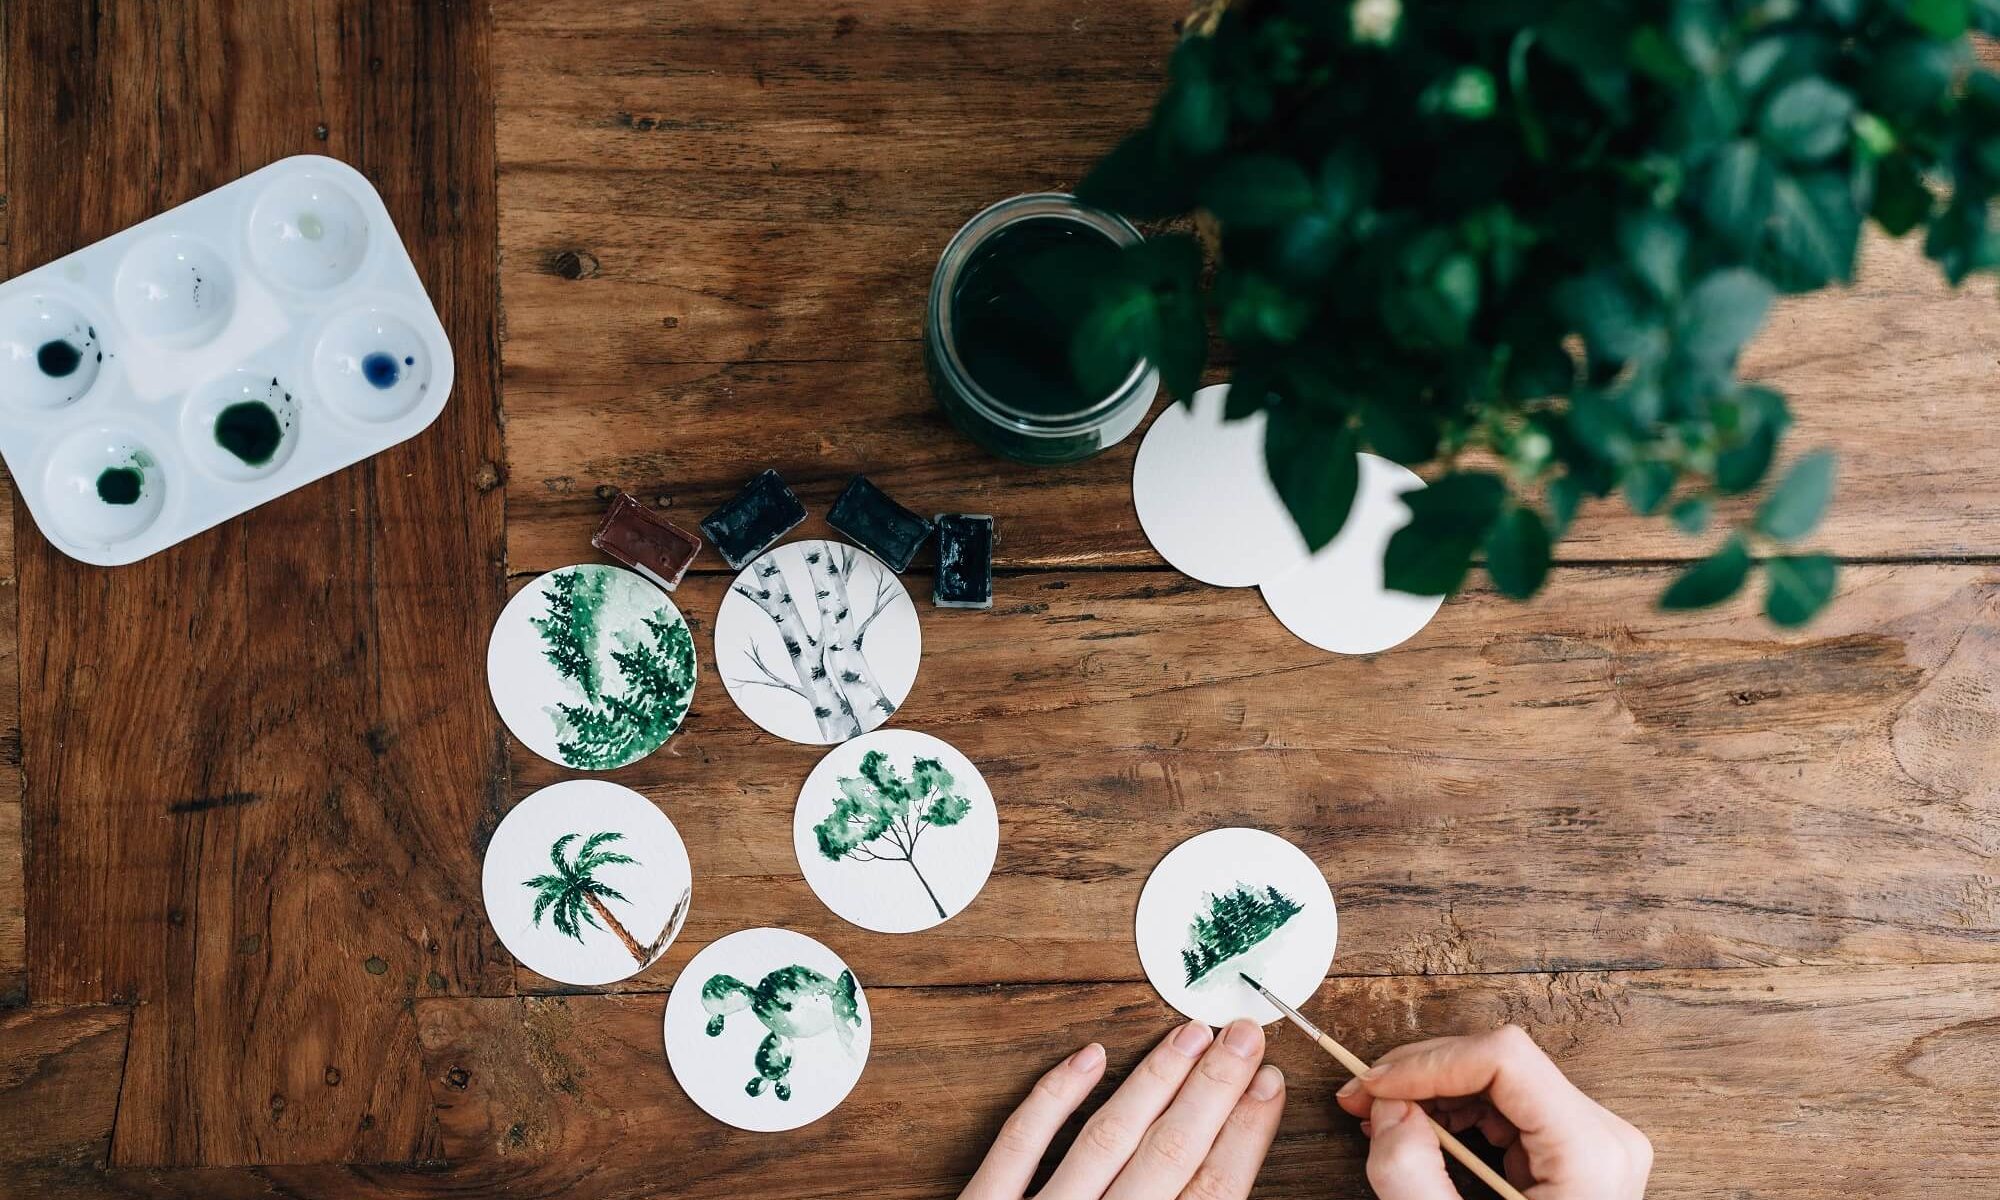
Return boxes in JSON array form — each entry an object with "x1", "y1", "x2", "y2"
[{"x1": 523, "y1": 830, "x2": 682, "y2": 967}]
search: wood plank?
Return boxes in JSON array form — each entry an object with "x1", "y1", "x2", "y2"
[
  {"x1": 0, "y1": 1004, "x2": 129, "y2": 1199},
  {"x1": 494, "y1": 0, "x2": 2000, "y2": 573},
  {"x1": 6, "y1": 0, "x2": 507, "y2": 1168},
  {"x1": 489, "y1": 564, "x2": 2000, "y2": 992},
  {"x1": 5, "y1": 966, "x2": 1995, "y2": 1198},
  {"x1": 0, "y1": 0, "x2": 21, "y2": 1010}
]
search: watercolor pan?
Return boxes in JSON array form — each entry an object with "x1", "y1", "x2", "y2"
[
  {"x1": 593, "y1": 491, "x2": 703, "y2": 591},
  {"x1": 826, "y1": 475, "x2": 933, "y2": 572},
  {"x1": 0, "y1": 155, "x2": 454, "y2": 566},
  {"x1": 932, "y1": 513, "x2": 994, "y2": 609},
  {"x1": 701, "y1": 469, "x2": 808, "y2": 569}
]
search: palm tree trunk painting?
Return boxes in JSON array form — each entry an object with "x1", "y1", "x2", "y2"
[
  {"x1": 731, "y1": 542, "x2": 902, "y2": 742},
  {"x1": 525, "y1": 831, "x2": 679, "y2": 967}
]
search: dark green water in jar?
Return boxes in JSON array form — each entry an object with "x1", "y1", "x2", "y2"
[{"x1": 948, "y1": 215, "x2": 1127, "y2": 418}]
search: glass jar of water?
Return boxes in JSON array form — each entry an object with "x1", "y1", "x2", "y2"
[{"x1": 925, "y1": 193, "x2": 1159, "y2": 465}]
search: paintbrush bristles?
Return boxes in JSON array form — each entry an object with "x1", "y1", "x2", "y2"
[{"x1": 1239, "y1": 971, "x2": 1261, "y2": 989}]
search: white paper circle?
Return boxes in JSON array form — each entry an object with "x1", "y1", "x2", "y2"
[
  {"x1": 1132, "y1": 383, "x2": 1312, "y2": 587},
  {"x1": 793, "y1": 729, "x2": 998, "y2": 934},
  {"x1": 481, "y1": 780, "x2": 693, "y2": 986},
  {"x1": 487, "y1": 564, "x2": 697, "y2": 771},
  {"x1": 1135, "y1": 828, "x2": 1337, "y2": 1027},
  {"x1": 664, "y1": 928, "x2": 872, "y2": 1132},
  {"x1": 714, "y1": 539, "x2": 921, "y2": 745},
  {"x1": 1259, "y1": 453, "x2": 1445, "y2": 654}
]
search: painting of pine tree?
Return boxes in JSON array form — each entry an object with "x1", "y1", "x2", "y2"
[
  {"x1": 812, "y1": 751, "x2": 971, "y2": 919},
  {"x1": 531, "y1": 566, "x2": 696, "y2": 770},
  {"x1": 730, "y1": 542, "x2": 903, "y2": 743},
  {"x1": 523, "y1": 830, "x2": 686, "y2": 967},
  {"x1": 1180, "y1": 884, "x2": 1305, "y2": 985}
]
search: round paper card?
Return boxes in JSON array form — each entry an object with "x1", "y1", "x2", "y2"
[
  {"x1": 714, "y1": 539, "x2": 920, "y2": 745},
  {"x1": 1259, "y1": 453, "x2": 1445, "y2": 654},
  {"x1": 488, "y1": 564, "x2": 697, "y2": 771},
  {"x1": 664, "y1": 928, "x2": 872, "y2": 1132},
  {"x1": 1135, "y1": 828, "x2": 1337, "y2": 1027},
  {"x1": 793, "y1": 729, "x2": 998, "y2": 934},
  {"x1": 482, "y1": 780, "x2": 693, "y2": 986},
  {"x1": 1133, "y1": 383, "x2": 1312, "y2": 587}
]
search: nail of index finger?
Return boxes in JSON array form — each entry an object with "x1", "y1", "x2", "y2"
[{"x1": 960, "y1": 1044, "x2": 1107, "y2": 1200}]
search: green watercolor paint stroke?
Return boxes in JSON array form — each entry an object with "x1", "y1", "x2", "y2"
[
  {"x1": 1181, "y1": 883, "x2": 1304, "y2": 986},
  {"x1": 523, "y1": 830, "x2": 657, "y2": 964},
  {"x1": 813, "y1": 751, "x2": 970, "y2": 921},
  {"x1": 530, "y1": 565, "x2": 695, "y2": 770},
  {"x1": 701, "y1": 965, "x2": 863, "y2": 1101}
]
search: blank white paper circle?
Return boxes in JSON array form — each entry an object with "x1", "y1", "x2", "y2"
[
  {"x1": 1135, "y1": 827, "x2": 1337, "y2": 1027},
  {"x1": 1259, "y1": 453, "x2": 1445, "y2": 655},
  {"x1": 1132, "y1": 384, "x2": 1312, "y2": 587},
  {"x1": 664, "y1": 928, "x2": 872, "y2": 1132},
  {"x1": 793, "y1": 729, "x2": 998, "y2": 934}
]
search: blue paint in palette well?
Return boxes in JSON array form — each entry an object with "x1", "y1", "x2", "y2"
[{"x1": 361, "y1": 352, "x2": 401, "y2": 390}]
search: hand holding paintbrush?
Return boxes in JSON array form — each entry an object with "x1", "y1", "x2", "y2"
[{"x1": 1240, "y1": 973, "x2": 1653, "y2": 1200}]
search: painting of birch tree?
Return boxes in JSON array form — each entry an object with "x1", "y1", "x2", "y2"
[{"x1": 715, "y1": 540, "x2": 921, "y2": 745}]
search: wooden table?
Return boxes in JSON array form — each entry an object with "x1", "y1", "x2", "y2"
[{"x1": 3, "y1": 2, "x2": 1997, "y2": 1196}]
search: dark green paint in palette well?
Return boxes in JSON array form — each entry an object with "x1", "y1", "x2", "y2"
[
  {"x1": 215, "y1": 400, "x2": 285, "y2": 466},
  {"x1": 96, "y1": 467, "x2": 143, "y2": 506}
]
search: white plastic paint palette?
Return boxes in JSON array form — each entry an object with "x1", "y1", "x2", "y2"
[{"x1": 0, "y1": 154, "x2": 453, "y2": 566}]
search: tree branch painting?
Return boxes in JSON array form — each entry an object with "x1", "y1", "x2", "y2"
[
  {"x1": 812, "y1": 750, "x2": 971, "y2": 920},
  {"x1": 725, "y1": 540, "x2": 913, "y2": 744}
]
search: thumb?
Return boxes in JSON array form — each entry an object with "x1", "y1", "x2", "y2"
[{"x1": 1364, "y1": 1099, "x2": 1462, "y2": 1200}]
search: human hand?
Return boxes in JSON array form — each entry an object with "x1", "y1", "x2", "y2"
[
  {"x1": 1335, "y1": 1024, "x2": 1650, "y2": 1199},
  {"x1": 961, "y1": 1018, "x2": 1287, "y2": 1200}
]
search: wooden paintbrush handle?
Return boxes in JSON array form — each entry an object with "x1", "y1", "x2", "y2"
[{"x1": 1315, "y1": 1032, "x2": 1530, "y2": 1200}]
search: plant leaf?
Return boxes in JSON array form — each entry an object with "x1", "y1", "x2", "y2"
[
  {"x1": 1682, "y1": 268, "x2": 1774, "y2": 363},
  {"x1": 1755, "y1": 450, "x2": 1836, "y2": 540},
  {"x1": 1765, "y1": 554, "x2": 1839, "y2": 625},
  {"x1": 1900, "y1": 0, "x2": 1971, "y2": 38},
  {"x1": 1077, "y1": 128, "x2": 1197, "y2": 220},
  {"x1": 1660, "y1": 535, "x2": 1752, "y2": 610},
  {"x1": 1384, "y1": 472, "x2": 1506, "y2": 596},
  {"x1": 1200, "y1": 155, "x2": 1315, "y2": 227},
  {"x1": 1759, "y1": 77, "x2": 1857, "y2": 162},
  {"x1": 1670, "y1": 496, "x2": 1713, "y2": 534},
  {"x1": 1265, "y1": 414, "x2": 1360, "y2": 551},
  {"x1": 1622, "y1": 460, "x2": 1678, "y2": 515},
  {"x1": 1484, "y1": 505, "x2": 1552, "y2": 599}
]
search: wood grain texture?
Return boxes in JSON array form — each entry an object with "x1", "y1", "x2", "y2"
[
  {"x1": 1, "y1": 470, "x2": 21, "y2": 1007},
  {"x1": 4, "y1": 0, "x2": 506, "y2": 1168},
  {"x1": 498, "y1": 564, "x2": 2000, "y2": 994},
  {"x1": 493, "y1": 1, "x2": 2000, "y2": 574},
  {"x1": 8, "y1": 966, "x2": 1997, "y2": 1199}
]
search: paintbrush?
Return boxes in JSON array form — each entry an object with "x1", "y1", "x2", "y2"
[{"x1": 1239, "y1": 973, "x2": 1528, "y2": 1200}]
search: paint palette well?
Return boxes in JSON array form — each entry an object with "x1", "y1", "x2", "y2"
[{"x1": 0, "y1": 155, "x2": 453, "y2": 566}]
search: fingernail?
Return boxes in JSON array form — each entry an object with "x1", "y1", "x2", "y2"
[
  {"x1": 1250, "y1": 1064, "x2": 1283, "y2": 1100},
  {"x1": 1221, "y1": 1018, "x2": 1262, "y2": 1058},
  {"x1": 1359, "y1": 1120, "x2": 1373, "y2": 1138},
  {"x1": 1336, "y1": 1077, "x2": 1361, "y2": 1098},
  {"x1": 1069, "y1": 1043, "x2": 1105, "y2": 1073},
  {"x1": 1372, "y1": 1098, "x2": 1413, "y2": 1130},
  {"x1": 1172, "y1": 1020, "x2": 1213, "y2": 1056}
]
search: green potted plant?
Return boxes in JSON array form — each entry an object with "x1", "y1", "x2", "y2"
[{"x1": 1048, "y1": 0, "x2": 2000, "y2": 624}]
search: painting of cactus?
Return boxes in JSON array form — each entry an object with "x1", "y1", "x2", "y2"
[{"x1": 716, "y1": 540, "x2": 921, "y2": 745}]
